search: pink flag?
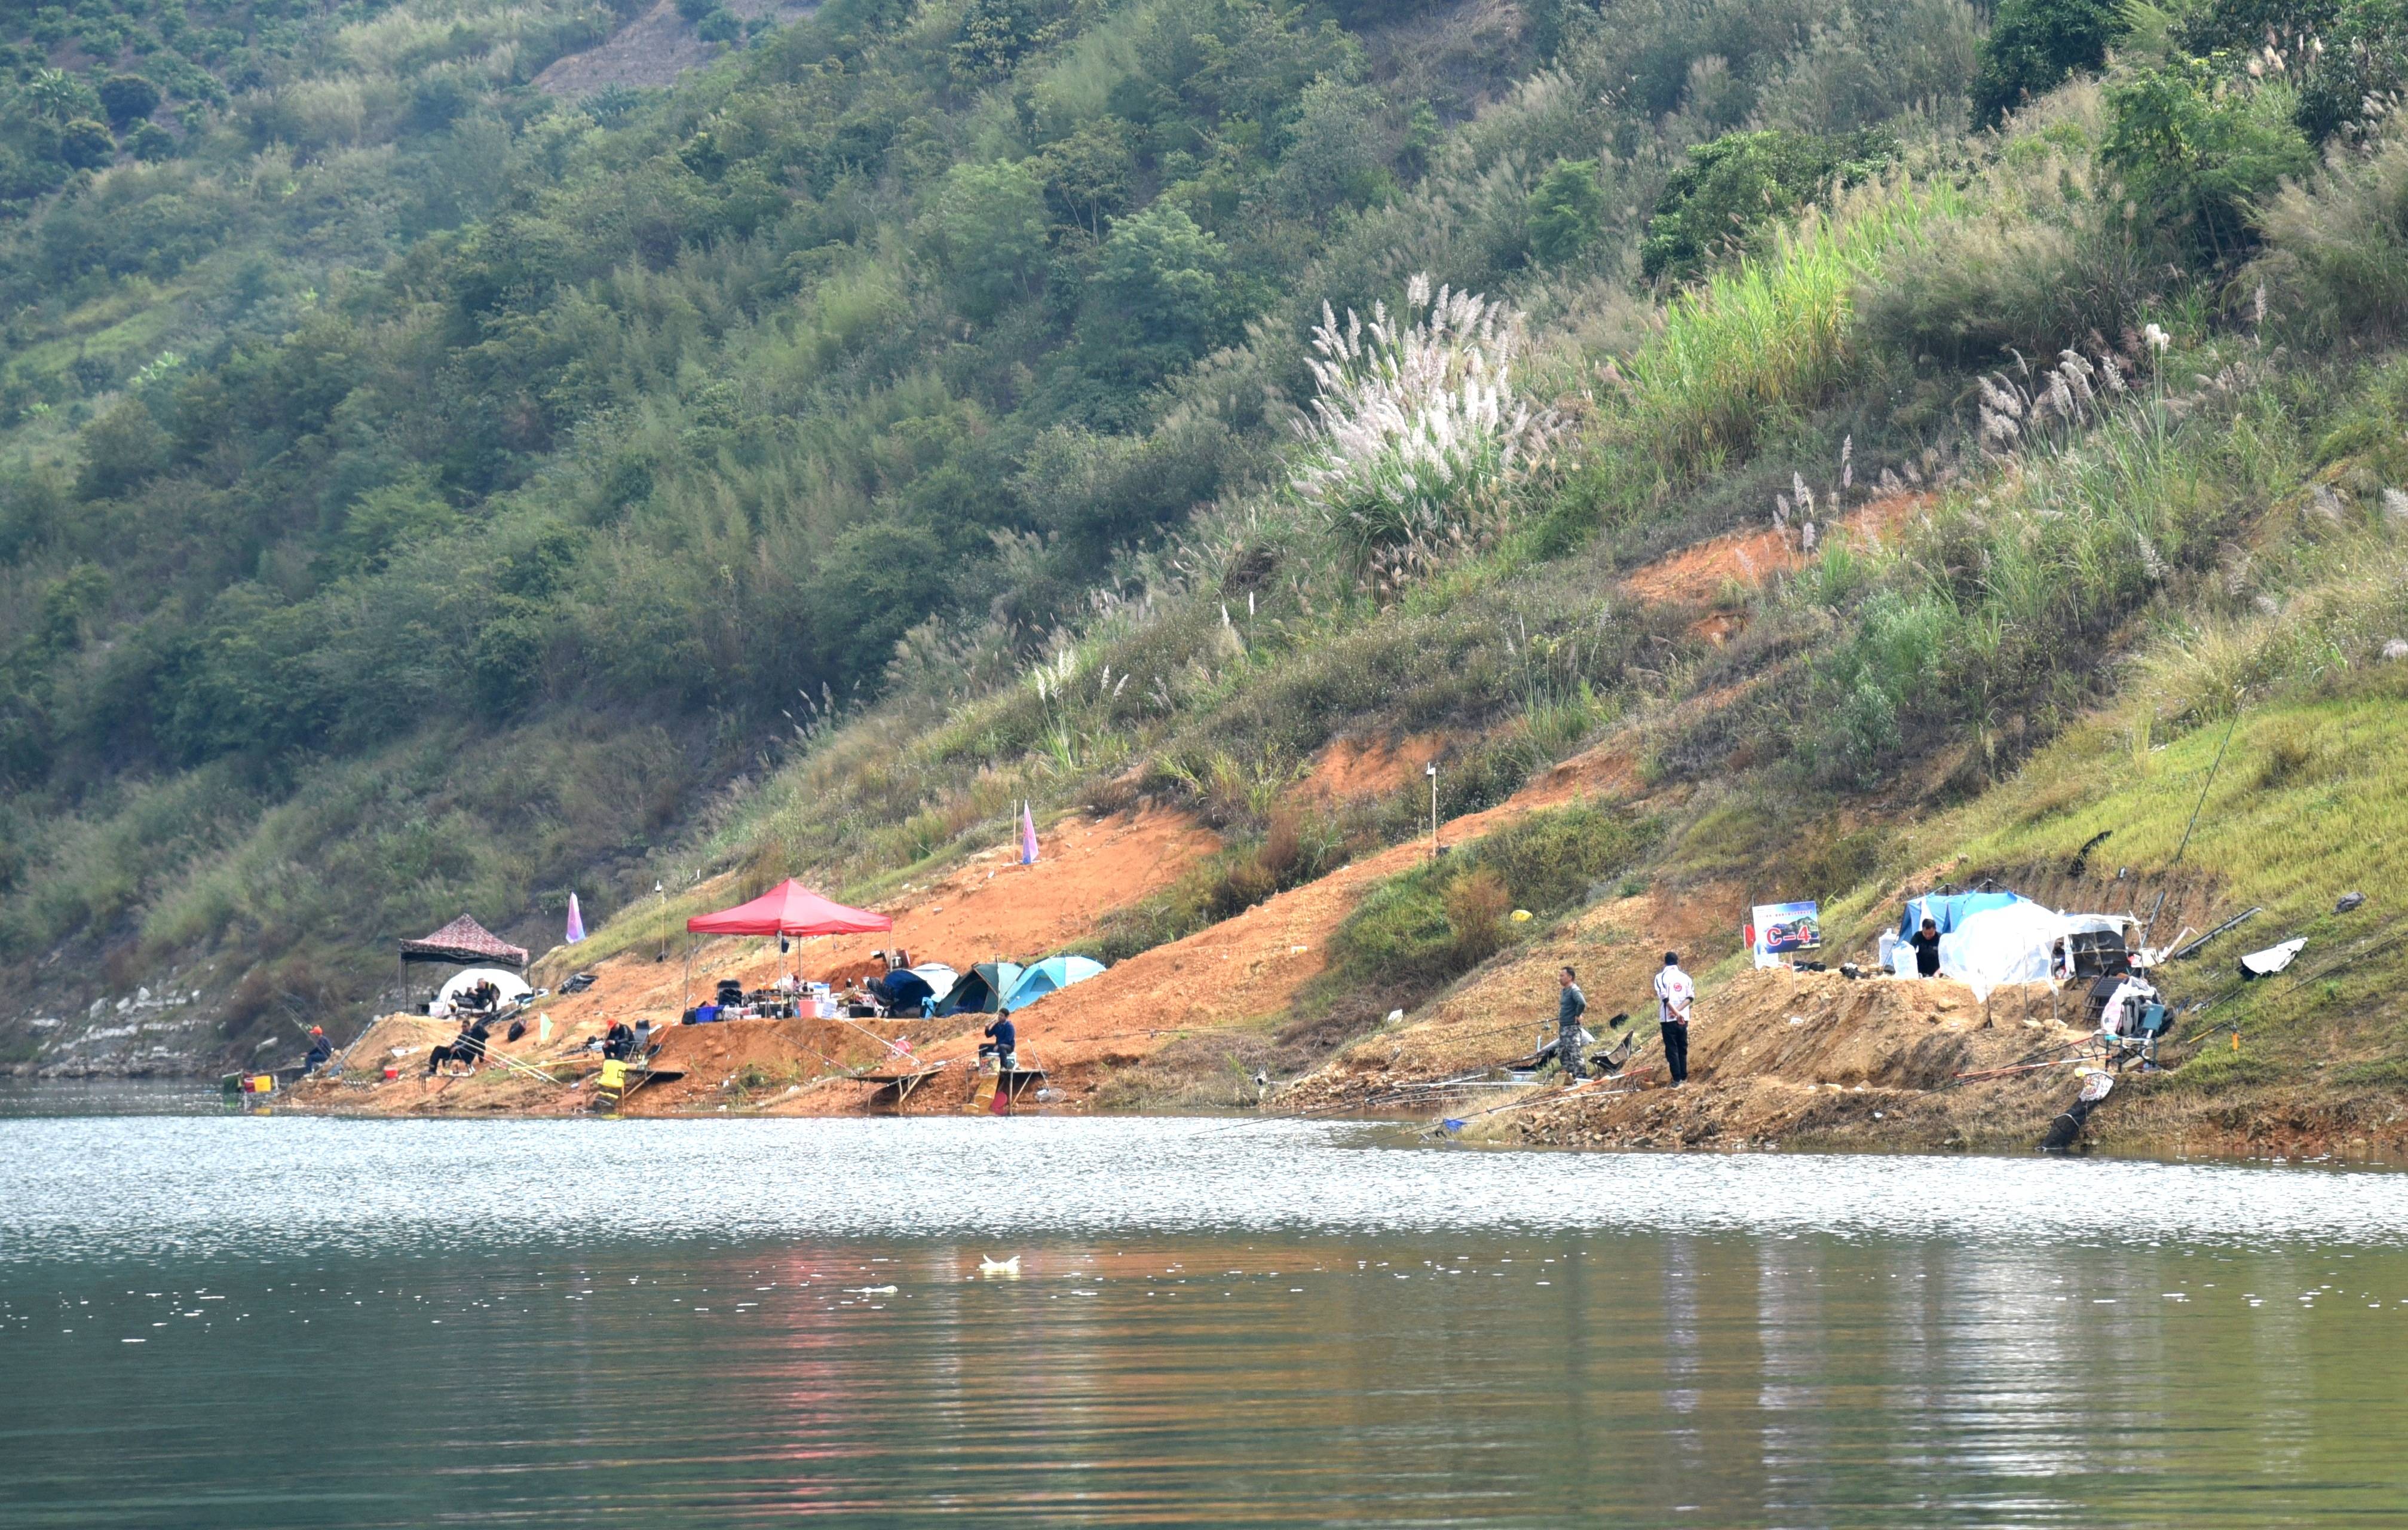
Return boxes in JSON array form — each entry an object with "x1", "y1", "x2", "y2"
[
  {"x1": 565, "y1": 893, "x2": 586, "y2": 944},
  {"x1": 1020, "y1": 803, "x2": 1039, "y2": 865}
]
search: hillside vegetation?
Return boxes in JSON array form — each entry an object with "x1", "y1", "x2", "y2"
[{"x1": 5, "y1": 0, "x2": 2408, "y2": 1118}]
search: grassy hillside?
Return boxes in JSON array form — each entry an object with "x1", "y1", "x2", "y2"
[
  {"x1": 8, "y1": 0, "x2": 2408, "y2": 1106},
  {"x1": 1, "y1": 0, "x2": 1978, "y2": 1061}
]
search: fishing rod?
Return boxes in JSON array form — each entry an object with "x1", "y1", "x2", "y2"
[
  {"x1": 2165, "y1": 907, "x2": 2261, "y2": 963},
  {"x1": 2172, "y1": 701, "x2": 2243, "y2": 866}
]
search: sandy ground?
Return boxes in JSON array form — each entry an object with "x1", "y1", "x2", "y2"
[
  {"x1": 1380, "y1": 965, "x2": 2101, "y2": 1152},
  {"x1": 1293, "y1": 733, "x2": 1446, "y2": 806}
]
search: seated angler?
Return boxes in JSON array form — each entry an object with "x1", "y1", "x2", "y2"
[{"x1": 979, "y1": 1011, "x2": 1017, "y2": 1072}]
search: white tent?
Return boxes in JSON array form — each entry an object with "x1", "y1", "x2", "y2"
[
  {"x1": 435, "y1": 966, "x2": 534, "y2": 1010},
  {"x1": 909, "y1": 963, "x2": 959, "y2": 1004},
  {"x1": 1938, "y1": 906, "x2": 2131, "y2": 1000}
]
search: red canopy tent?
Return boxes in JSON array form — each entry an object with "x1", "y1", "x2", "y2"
[
  {"x1": 685, "y1": 880, "x2": 891, "y2": 937},
  {"x1": 682, "y1": 880, "x2": 893, "y2": 1012}
]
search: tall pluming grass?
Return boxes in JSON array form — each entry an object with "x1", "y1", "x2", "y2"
[
  {"x1": 1291, "y1": 274, "x2": 1559, "y2": 582},
  {"x1": 1610, "y1": 177, "x2": 1965, "y2": 477},
  {"x1": 2254, "y1": 126, "x2": 2408, "y2": 345}
]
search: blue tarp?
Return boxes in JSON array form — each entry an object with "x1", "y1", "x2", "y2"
[
  {"x1": 1899, "y1": 891, "x2": 2025, "y2": 940},
  {"x1": 1001, "y1": 955, "x2": 1105, "y2": 1012},
  {"x1": 873, "y1": 969, "x2": 935, "y2": 1013}
]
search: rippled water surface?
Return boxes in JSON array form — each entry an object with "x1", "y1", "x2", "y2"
[{"x1": 4, "y1": 1108, "x2": 2407, "y2": 1528}]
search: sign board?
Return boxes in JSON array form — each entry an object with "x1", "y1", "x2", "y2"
[{"x1": 1751, "y1": 900, "x2": 1822, "y2": 968}]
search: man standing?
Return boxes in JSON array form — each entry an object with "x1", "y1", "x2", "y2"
[
  {"x1": 1910, "y1": 916, "x2": 1943, "y2": 978},
  {"x1": 1555, "y1": 967, "x2": 1588, "y2": 1080},
  {"x1": 1654, "y1": 951, "x2": 1695, "y2": 1086}
]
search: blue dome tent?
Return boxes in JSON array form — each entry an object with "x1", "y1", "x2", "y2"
[{"x1": 1001, "y1": 956, "x2": 1105, "y2": 1012}]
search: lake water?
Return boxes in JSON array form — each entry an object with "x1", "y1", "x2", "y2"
[{"x1": 4, "y1": 1104, "x2": 2407, "y2": 1528}]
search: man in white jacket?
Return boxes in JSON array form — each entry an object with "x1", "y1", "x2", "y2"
[{"x1": 1654, "y1": 952, "x2": 1696, "y2": 1086}]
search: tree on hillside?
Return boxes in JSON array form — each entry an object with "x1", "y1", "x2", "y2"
[
  {"x1": 1270, "y1": 76, "x2": 1393, "y2": 222},
  {"x1": 56, "y1": 118, "x2": 116, "y2": 170},
  {"x1": 1086, "y1": 205, "x2": 1238, "y2": 381},
  {"x1": 2104, "y1": 56, "x2": 2314, "y2": 265},
  {"x1": 1971, "y1": 0, "x2": 2125, "y2": 127},
  {"x1": 1033, "y1": 117, "x2": 1135, "y2": 240},
  {"x1": 1526, "y1": 157, "x2": 1606, "y2": 265},
  {"x1": 97, "y1": 75, "x2": 161, "y2": 127},
  {"x1": 921, "y1": 159, "x2": 1050, "y2": 319},
  {"x1": 1640, "y1": 129, "x2": 1893, "y2": 282},
  {"x1": 26, "y1": 69, "x2": 97, "y2": 123}
]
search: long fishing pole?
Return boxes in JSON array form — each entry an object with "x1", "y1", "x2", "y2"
[{"x1": 2172, "y1": 701, "x2": 2243, "y2": 866}]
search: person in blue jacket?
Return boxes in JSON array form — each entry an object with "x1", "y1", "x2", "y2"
[{"x1": 980, "y1": 1012, "x2": 1016, "y2": 1072}]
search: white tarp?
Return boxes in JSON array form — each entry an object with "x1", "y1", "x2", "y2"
[
  {"x1": 1937, "y1": 902, "x2": 2063, "y2": 999},
  {"x1": 2239, "y1": 938, "x2": 2306, "y2": 978},
  {"x1": 1937, "y1": 907, "x2": 2133, "y2": 1000}
]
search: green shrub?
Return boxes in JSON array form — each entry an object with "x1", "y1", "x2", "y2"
[
  {"x1": 1858, "y1": 152, "x2": 2154, "y2": 368},
  {"x1": 73, "y1": 400, "x2": 168, "y2": 500},
  {"x1": 1323, "y1": 801, "x2": 1653, "y2": 995},
  {"x1": 1640, "y1": 129, "x2": 1895, "y2": 284},
  {"x1": 97, "y1": 74, "x2": 162, "y2": 127},
  {"x1": 1442, "y1": 866, "x2": 1512, "y2": 968},
  {"x1": 125, "y1": 123, "x2": 176, "y2": 162},
  {"x1": 1619, "y1": 180, "x2": 1958, "y2": 473},
  {"x1": 2103, "y1": 57, "x2": 2314, "y2": 266},
  {"x1": 2174, "y1": 0, "x2": 2408, "y2": 142},
  {"x1": 918, "y1": 159, "x2": 1050, "y2": 319},
  {"x1": 1473, "y1": 802, "x2": 1656, "y2": 914}
]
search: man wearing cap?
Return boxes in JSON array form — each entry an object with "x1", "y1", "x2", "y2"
[
  {"x1": 1653, "y1": 951, "x2": 1695, "y2": 1086},
  {"x1": 303, "y1": 1026, "x2": 333, "y2": 1076}
]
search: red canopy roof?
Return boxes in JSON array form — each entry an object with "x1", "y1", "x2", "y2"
[{"x1": 685, "y1": 879, "x2": 892, "y2": 937}]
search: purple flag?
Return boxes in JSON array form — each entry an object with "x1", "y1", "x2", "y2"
[
  {"x1": 1020, "y1": 803, "x2": 1038, "y2": 865},
  {"x1": 565, "y1": 892, "x2": 586, "y2": 944}
]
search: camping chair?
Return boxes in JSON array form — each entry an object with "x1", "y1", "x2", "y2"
[{"x1": 2124, "y1": 1000, "x2": 2173, "y2": 1070}]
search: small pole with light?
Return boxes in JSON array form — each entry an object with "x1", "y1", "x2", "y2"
[{"x1": 1426, "y1": 761, "x2": 1440, "y2": 860}]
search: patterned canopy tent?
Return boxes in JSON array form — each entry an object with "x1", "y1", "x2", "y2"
[{"x1": 399, "y1": 914, "x2": 531, "y2": 969}]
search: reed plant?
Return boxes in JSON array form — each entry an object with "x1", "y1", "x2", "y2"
[{"x1": 1612, "y1": 177, "x2": 1963, "y2": 478}]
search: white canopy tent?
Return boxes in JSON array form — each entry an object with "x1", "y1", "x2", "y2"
[
  {"x1": 434, "y1": 966, "x2": 534, "y2": 1012},
  {"x1": 1937, "y1": 905, "x2": 2133, "y2": 1000}
]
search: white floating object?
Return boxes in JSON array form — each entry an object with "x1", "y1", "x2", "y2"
[{"x1": 978, "y1": 1256, "x2": 1021, "y2": 1276}]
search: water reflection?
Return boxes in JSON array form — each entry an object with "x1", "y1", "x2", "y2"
[{"x1": 2, "y1": 1116, "x2": 2407, "y2": 1526}]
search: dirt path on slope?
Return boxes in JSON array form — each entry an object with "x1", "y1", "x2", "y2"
[{"x1": 1620, "y1": 491, "x2": 1931, "y2": 607}]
